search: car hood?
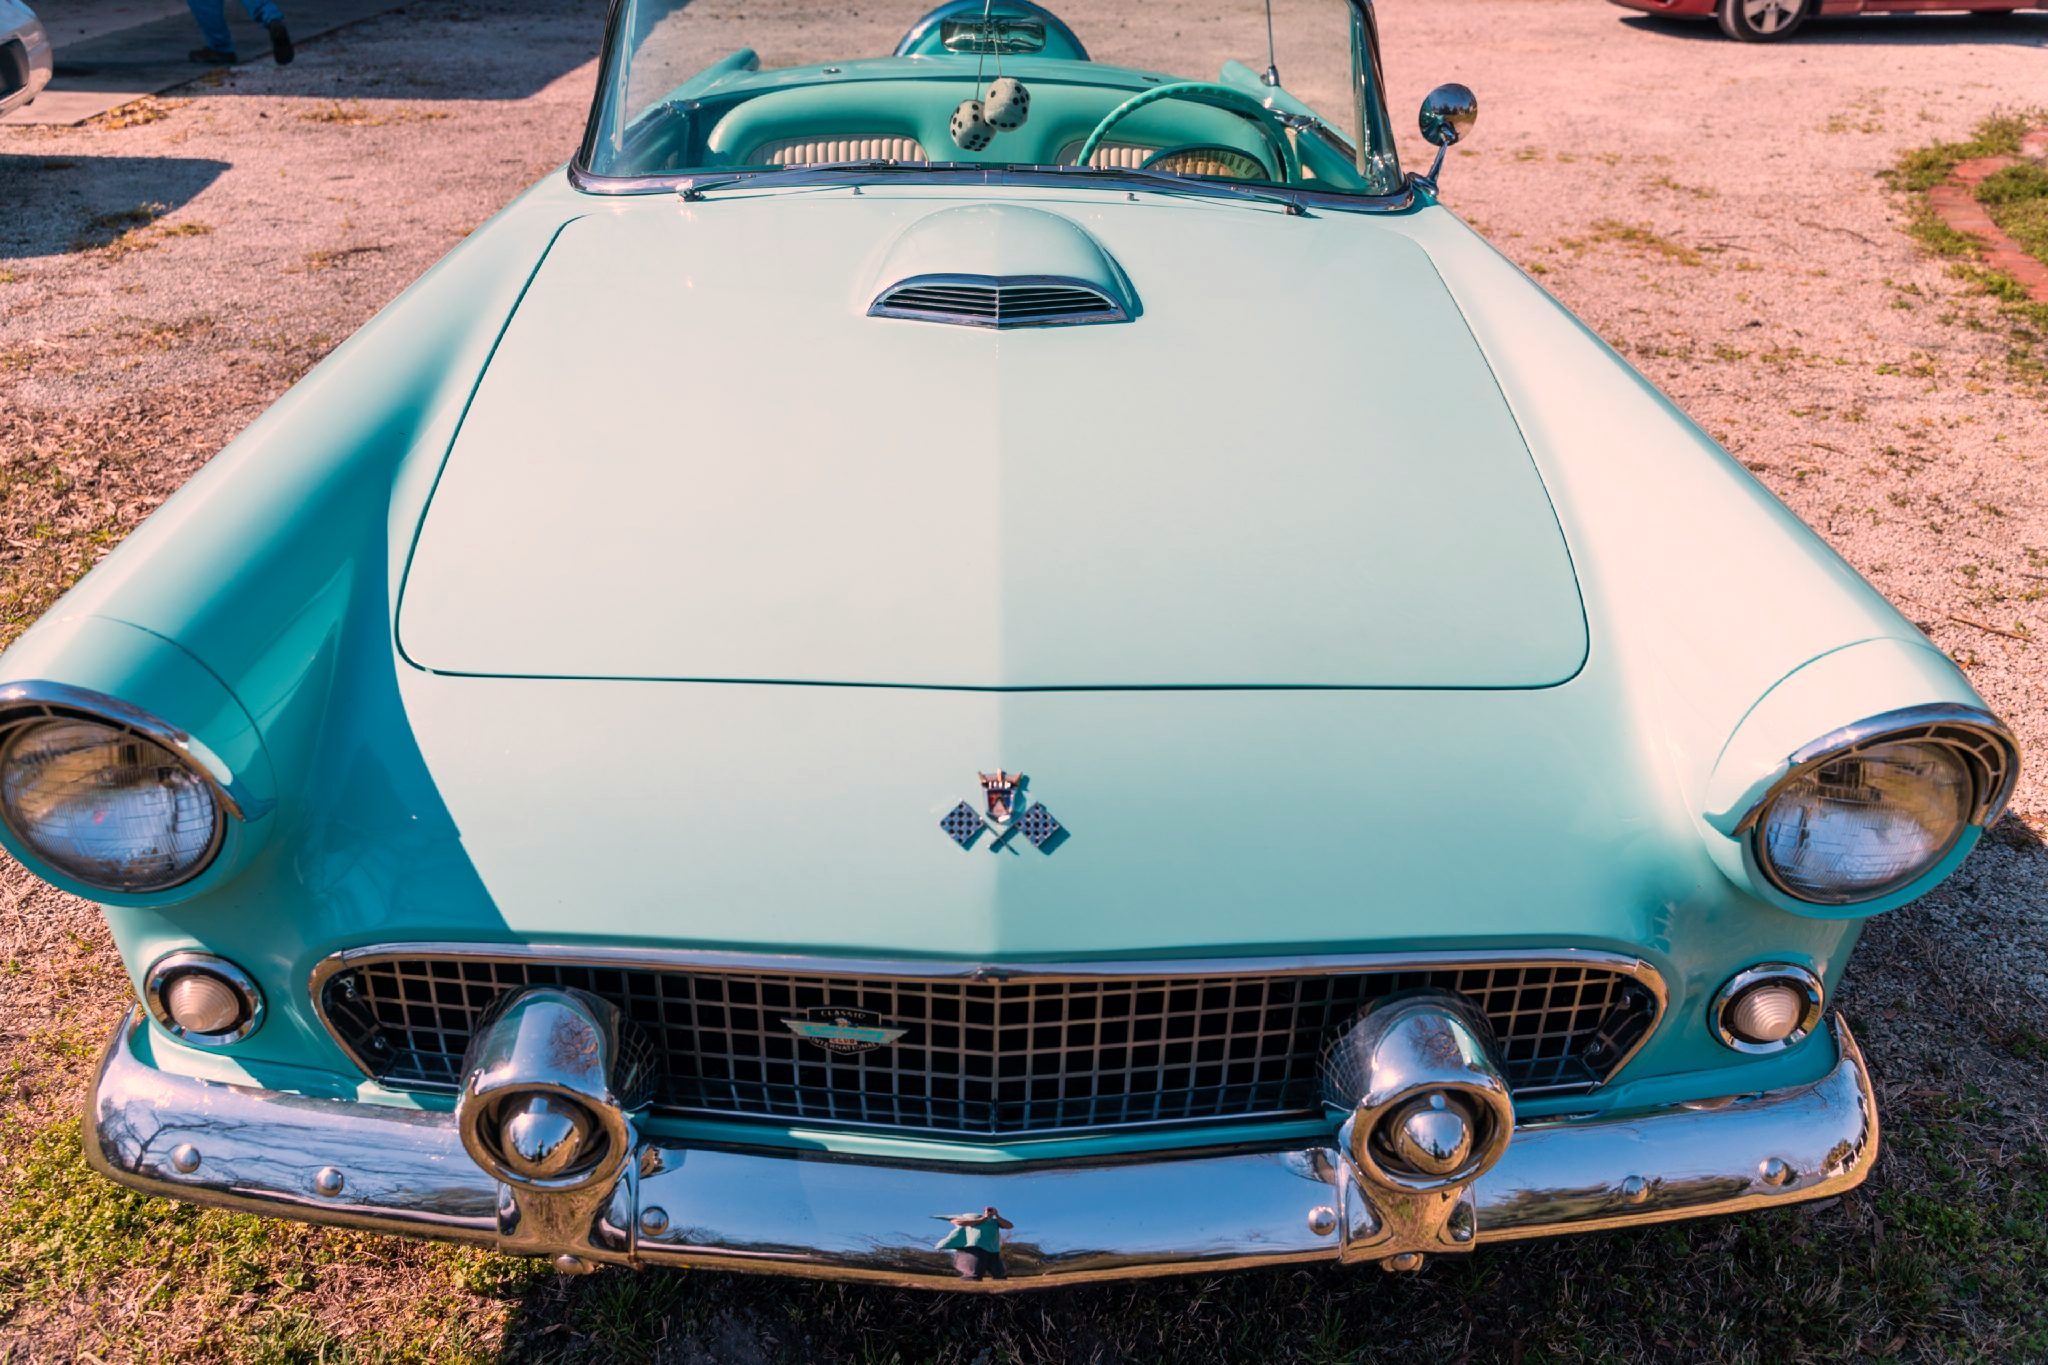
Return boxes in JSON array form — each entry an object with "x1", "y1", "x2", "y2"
[{"x1": 398, "y1": 190, "x2": 1586, "y2": 688}]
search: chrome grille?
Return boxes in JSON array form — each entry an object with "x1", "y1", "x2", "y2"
[
  {"x1": 319, "y1": 955, "x2": 1658, "y2": 1138},
  {"x1": 868, "y1": 274, "x2": 1127, "y2": 329}
]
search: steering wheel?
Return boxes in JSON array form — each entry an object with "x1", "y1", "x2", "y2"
[{"x1": 1074, "y1": 82, "x2": 1300, "y2": 184}]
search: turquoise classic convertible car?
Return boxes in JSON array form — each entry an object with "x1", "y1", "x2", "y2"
[{"x1": 2, "y1": 0, "x2": 2019, "y2": 1289}]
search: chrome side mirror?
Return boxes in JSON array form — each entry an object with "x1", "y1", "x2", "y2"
[{"x1": 1416, "y1": 83, "x2": 1477, "y2": 190}]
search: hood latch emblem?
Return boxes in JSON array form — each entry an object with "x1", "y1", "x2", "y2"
[{"x1": 941, "y1": 771, "x2": 1064, "y2": 851}]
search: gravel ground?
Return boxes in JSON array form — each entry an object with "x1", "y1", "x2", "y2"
[{"x1": 1, "y1": 0, "x2": 2044, "y2": 1359}]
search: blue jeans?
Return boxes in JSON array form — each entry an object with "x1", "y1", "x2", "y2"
[{"x1": 187, "y1": 0, "x2": 284, "y2": 54}]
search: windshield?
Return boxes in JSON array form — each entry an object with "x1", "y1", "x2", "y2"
[{"x1": 579, "y1": 0, "x2": 1404, "y2": 197}]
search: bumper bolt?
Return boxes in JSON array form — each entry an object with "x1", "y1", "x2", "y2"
[
  {"x1": 1620, "y1": 1175, "x2": 1650, "y2": 1204},
  {"x1": 1761, "y1": 1157, "x2": 1794, "y2": 1187},
  {"x1": 314, "y1": 1167, "x2": 345, "y2": 1197},
  {"x1": 639, "y1": 1206, "x2": 669, "y2": 1236},
  {"x1": 1382, "y1": 1251, "x2": 1427, "y2": 1273},
  {"x1": 170, "y1": 1144, "x2": 201, "y2": 1174},
  {"x1": 551, "y1": 1254, "x2": 596, "y2": 1276},
  {"x1": 1306, "y1": 1205, "x2": 1338, "y2": 1237}
]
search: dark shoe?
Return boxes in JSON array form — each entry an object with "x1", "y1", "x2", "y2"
[
  {"x1": 189, "y1": 46, "x2": 236, "y2": 63},
  {"x1": 268, "y1": 21, "x2": 294, "y2": 65}
]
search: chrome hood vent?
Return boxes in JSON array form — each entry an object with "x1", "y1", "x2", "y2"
[
  {"x1": 870, "y1": 275, "x2": 1126, "y2": 329},
  {"x1": 863, "y1": 203, "x2": 1136, "y2": 329}
]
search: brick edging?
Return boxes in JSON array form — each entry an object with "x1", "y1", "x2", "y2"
[{"x1": 1924, "y1": 127, "x2": 2048, "y2": 302}]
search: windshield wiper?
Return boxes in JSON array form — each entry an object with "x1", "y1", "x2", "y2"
[
  {"x1": 676, "y1": 160, "x2": 935, "y2": 199},
  {"x1": 1060, "y1": 165, "x2": 1309, "y2": 215},
  {"x1": 675, "y1": 160, "x2": 1309, "y2": 214}
]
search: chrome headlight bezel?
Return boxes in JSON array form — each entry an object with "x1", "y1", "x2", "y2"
[
  {"x1": 144, "y1": 950, "x2": 266, "y2": 1045},
  {"x1": 1736, "y1": 705, "x2": 2019, "y2": 907},
  {"x1": 0, "y1": 687, "x2": 241, "y2": 895},
  {"x1": 1709, "y1": 963, "x2": 1824, "y2": 1054}
]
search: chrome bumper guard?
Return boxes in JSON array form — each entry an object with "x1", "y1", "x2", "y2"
[{"x1": 85, "y1": 1002, "x2": 1879, "y2": 1291}]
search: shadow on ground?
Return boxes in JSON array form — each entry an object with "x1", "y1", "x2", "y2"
[
  {"x1": 465, "y1": 833, "x2": 2048, "y2": 1363},
  {"x1": 0, "y1": 156, "x2": 231, "y2": 258},
  {"x1": 1620, "y1": 10, "x2": 2048, "y2": 43},
  {"x1": 180, "y1": 0, "x2": 608, "y2": 103}
]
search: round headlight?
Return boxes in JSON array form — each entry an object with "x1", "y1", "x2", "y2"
[
  {"x1": 0, "y1": 717, "x2": 222, "y2": 892},
  {"x1": 1757, "y1": 739, "x2": 1972, "y2": 903}
]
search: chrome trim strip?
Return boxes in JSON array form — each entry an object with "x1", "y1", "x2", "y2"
[
  {"x1": 144, "y1": 951, "x2": 266, "y2": 1046},
  {"x1": 1734, "y1": 703, "x2": 2021, "y2": 905},
  {"x1": 566, "y1": 161, "x2": 1419, "y2": 213},
  {"x1": 306, "y1": 943, "x2": 1669, "y2": 1110},
  {"x1": 84, "y1": 1010, "x2": 1879, "y2": 1289},
  {"x1": 0, "y1": 680, "x2": 254, "y2": 822}
]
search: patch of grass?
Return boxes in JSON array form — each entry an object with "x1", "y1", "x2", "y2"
[
  {"x1": 70, "y1": 204, "x2": 214, "y2": 260},
  {"x1": 1886, "y1": 110, "x2": 2038, "y2": 193},
  {"x1": 1890, "y1": 112, "x2": 2048, "y2": 384},
  {"x1": 85, "y1": 96, "x2": 184, "y2": 131},
  {"x1": 1977, "y1": 160, "x2": 2048, "y2": 266},
  {"x1": 300, "y1": 101, "x2": 451, "y2": 127},
  {"x1": 1557, "y1": 219, "x2": 1703, "y2": 268},
  {"x1": 0, "y1": 1056, "x2": 538, "y2": 1360},
  {"x1": 302, "y1": 243, "x2": 392, "y2": 271},
  {"x1": 1646, "y1": 174, "x2": 1714, "y2": 199}
]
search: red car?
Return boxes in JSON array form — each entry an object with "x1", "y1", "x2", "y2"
[{"x1": 1611, "y1": 0, "x2": 2036, "y2": 40}]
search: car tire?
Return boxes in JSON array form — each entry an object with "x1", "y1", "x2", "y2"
[{"x1": 1716, "y1": 0, "x2": 1810, "y2": 39}]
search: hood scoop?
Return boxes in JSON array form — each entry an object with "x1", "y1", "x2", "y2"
[{"x1": 864, "y1": 204, "x2": 1135, "y2": 329}]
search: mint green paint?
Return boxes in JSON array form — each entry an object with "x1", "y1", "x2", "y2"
[
  {"x1": 399, "y1": 193, "x2": 1586, "y2": 688},
  {"x1": 0, "y1": 141, "x2": 2006, "y2": 1159}
]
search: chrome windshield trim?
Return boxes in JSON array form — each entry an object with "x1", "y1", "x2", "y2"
[
  {"x1": 308, "y1": 943, "x2": 1667, "y2": 1104},
  {"x1": 565, "y1": 161, "x2": 1417, "y2": 213}
]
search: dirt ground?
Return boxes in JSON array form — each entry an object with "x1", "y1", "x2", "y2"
[{"x1": 1, "y1": 0, "x2": 2044, "y2": 1360}]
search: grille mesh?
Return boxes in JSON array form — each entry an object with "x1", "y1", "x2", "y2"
[
  {"x1": 321, "y1": 957, "x2": 1656, "y2": 1138},
  {"x1": 868, "y1": 278, "x2": 1126, "y2": 329}
]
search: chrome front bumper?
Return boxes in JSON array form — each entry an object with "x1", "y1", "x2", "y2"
[{"x1": 85, "y1": 1009, "x2": 1879, "y2": 1290}]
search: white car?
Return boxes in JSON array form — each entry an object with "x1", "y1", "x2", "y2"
[{"x1": 0, "y1": 0, "x2": 52, "y2": 117}]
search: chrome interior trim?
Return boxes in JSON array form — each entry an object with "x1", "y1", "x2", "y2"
[
  {"x1": 0, "y1": 680, "x2": 254, "y2": 822},
  {"x1": 144, "y1": 951, "x2": 266, "y2": 1046},
  {"x1": 1708, "y1": 962, "x2": 1824, "y2": 1056},
  {"x1": 1734, "y1": 703, "x2": 2021, "y2": 904},
  {"x1": 868, "y1": 272, "x2": 1127, "y2": 329},
  {"x1": 85, "y1": 1009, "x2": 1879, "y2": 1290},
  {"x1": 307, "y1": 945, "x2": 1668, "y2": 1131}
]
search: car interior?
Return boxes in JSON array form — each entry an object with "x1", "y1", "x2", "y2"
[{"x1": 604, "y1": 0, "x2": 1378, "y2": 191}]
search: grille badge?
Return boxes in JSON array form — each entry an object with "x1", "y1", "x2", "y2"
[
  {"x1": 940, "y1": 772, "x2": 1064, "y2": 851},
  {"x1": 783, "y1": 1008, "x2": 907, "y2": 1055}
]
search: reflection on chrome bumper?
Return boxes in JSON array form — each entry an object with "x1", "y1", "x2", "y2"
[{"x1": 84, "y1": 1011, "x2": 1878, "y2": 1291}]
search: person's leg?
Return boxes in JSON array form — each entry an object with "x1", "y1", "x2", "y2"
[
  {"x1": 235, "y1": 0, "x2": 293, "y2": 63},
  {"x1": 185, "y1": 0, "x2": 236, "y2": 57},
  {"x1": 950, "y1": 1249, "x2": 983, "y2": 1280}
]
